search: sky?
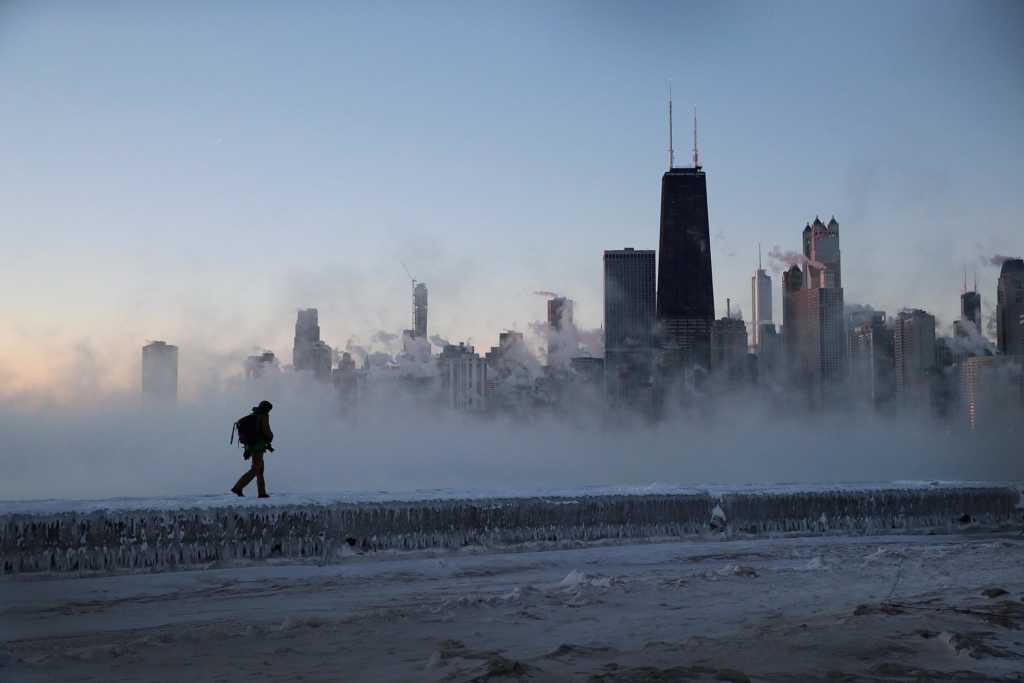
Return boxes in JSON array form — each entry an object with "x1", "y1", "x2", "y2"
[{"x1": 1, "y1": 0, "x2": 1022, "y2": 398}]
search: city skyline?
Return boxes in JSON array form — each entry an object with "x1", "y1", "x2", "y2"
[{"x1": 1, "y1": 1, "x2": 1022, "y2": 398}]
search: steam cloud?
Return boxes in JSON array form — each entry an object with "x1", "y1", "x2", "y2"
[
  {"x1": 2, "y1": 366, "x2": 1020, "y2": 502},
  {"x1": 767, "y1": 246, "x2": 825, "y2": 273},
  {"x1": 985, "y1": 254, "x2": 1021, "y2": 267},
  {"x1": 2, "y1": 307, "x2": 1020, "y2": 503},
  {"x1": 372, "y1": 331, "x2": 399, "y2": 346}
]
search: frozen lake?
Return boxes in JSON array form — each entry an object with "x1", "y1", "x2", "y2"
[{"x1": 3, "y1": 532, "x2": 1024, "y2": 681}]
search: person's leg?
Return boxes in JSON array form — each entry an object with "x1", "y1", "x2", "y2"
[
  {"x1": 232, "y1": 449, "x2": 257, "y2": 494},
  {"x1": 253, "y1": 451, "x2": 268, "y2": 497}
]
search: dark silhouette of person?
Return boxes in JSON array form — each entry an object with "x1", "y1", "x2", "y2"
[{"x1": 231, "y1": 400, "x2": 274, "y2": 498}]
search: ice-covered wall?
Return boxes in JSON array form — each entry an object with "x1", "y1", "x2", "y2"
[{"x1": 2, "y1": 485, "x2": 1021, "y2": 575}]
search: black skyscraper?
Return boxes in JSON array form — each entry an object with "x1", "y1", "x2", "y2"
[
  {"x1": 656, "y1": 163, "x2": 714, "y2": 371},
  {"x1": 605, "y1": 248, "x2": 656, "y2": 405}
]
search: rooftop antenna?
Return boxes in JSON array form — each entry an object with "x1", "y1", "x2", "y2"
[
  {"x1": 667, "y1": 81, "x2": 674, "y2": 170},
  {"x1": 758, "y1": 242, "x2": 763, "y2": 271},
  {"x1": 973, "y1": 268, "x2": 977, "y2": 293},
  {"x1": 963, "y1": 267, "x2": 967, "y2": 295},
  {"x1": 692, "y1": 106, "x2": 699, "y2": 168}
]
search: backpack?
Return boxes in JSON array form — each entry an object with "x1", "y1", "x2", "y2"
[{"x1": 231, "y1": 413, "x2": 262, "y2": 446}]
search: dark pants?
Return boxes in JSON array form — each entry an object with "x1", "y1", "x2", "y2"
[{"x1": 233, "y1": 447, "x2": 268, "y2": 496}]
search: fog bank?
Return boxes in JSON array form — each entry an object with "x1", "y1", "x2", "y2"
[{"x1": 1, "y1": 368, "x2": 1020, "y2": 502}]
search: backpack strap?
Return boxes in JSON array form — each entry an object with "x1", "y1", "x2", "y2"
[{"x1": 230, "y1": 421, "x2": 237, "y2": 445}]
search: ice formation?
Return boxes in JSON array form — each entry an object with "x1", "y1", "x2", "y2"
[{"x1": 2, "y1": 484, "x2": 1021, "y2": 575}]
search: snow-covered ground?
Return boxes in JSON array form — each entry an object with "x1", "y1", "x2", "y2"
[{"x1": 3, "y1": 532, "x2": 1024, "y2": 681}]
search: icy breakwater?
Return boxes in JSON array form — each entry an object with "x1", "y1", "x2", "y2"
[{"x1": 2, "y1": 485, "x2": 1021, "y2": 575}]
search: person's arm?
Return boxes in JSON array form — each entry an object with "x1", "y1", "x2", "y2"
[{"x1": 260, "y1": 414, "x2": 274, "y2": 443}]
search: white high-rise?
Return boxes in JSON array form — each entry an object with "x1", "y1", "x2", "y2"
[
  {"x1": 142, "y1": 341, "x2": 178, "y2": 402},
  {"x1": 750, "y1": 247, "x2": 773, "y2": 352}
]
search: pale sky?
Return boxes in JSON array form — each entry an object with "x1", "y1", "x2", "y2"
[{"x1": 1, "y1": 1, "x2": 1022, "y2": 396}]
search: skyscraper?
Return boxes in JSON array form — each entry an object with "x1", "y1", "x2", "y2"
[
  {"x1": 293, "y1": 308, "x2": 320, "y2": 371},
  {"x1": 997, "y1": 258, "x2": 1024, "y2": 355},
  {"x1": 293, "y1": 308, "x2": 331, "y2": 380},
  {"x1": 604, "y1": 248, "x2": 656, "y2": 402},
  {"x1": 245, "y1": 351, "x2": 279, "y2": 379},
  {"x1": 751, "y1": 248, "x2": 772, "y2": 352},
  {"x1": 142, "y1": 340, "x2": 178, "y2": 402},
  {"x1": 849, "y1": 313, "x2": 895, "y2": 409},
  {"x1": 413, "y1": 282, "x2": 428, "y2": 339},
  {"x1": 782, "y1": 227, "x2": 846, "y2": 406},
  {"x1": 546, "y1": 296, "x2": 575, "y2": 363},
  {"x1": 438, "y1": 343, "x2": 487, "y2": 412},
  {"x1": 960, "y1": 356, "x2": 1024, "y2": 432},
  {"x1": 787, "y1": 287, "x2": 846, "y2": 404},
  {"x1": 781, "y1": 265, "x2": 804, "y2": 373},
  {"x1": 333, "y1": 351, "x2": 360, "y2": 410},
  {"x1": 311, "y1": 341, "x2": 333, "y2": 381},
  {"x1": 547, "y1": 296, "x2": 574, "y2": 332},
  {"x1": 801, "y1": 216, "x2": 841, "y2": 289},
  {"x1": 894, "y1": 309, "x2": 936, "y2": 403},
  {"x1": 961, "y1": 291, "x2": 981, "y2": 335},
  {"x1": 656, "y1": 102, "x2": 714, "y2": 372},
  {"x1": 710, "y1": 306, "x2": 748, "y2": 384}
]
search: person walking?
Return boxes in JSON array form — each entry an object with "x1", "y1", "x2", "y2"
[{"x1": 230, "y1": 400, "x2": 275, "y2": 498}]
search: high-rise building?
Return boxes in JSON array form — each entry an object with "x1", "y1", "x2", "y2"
[
  {"x1": 790, "y1": 288, "x2": 846, "y2": 402},
  {"x1": 894, "y1": 309, "x2": 936, "y2": 403},
  {"x1": 960, "y1": 356, "x2": 1024, "y2": 431},
  {"x1": 710, "y1": 307, "x2": 748, "y2": 383},
  {"x1": 438, "y1": 343, "x2": 487, "y2": 412},
  {"x1": 547, "y1": 296, "x2": 574, "y2": 331},
  {"x1": 142, "y1": 341, "x2": 178, "y2": 401},
  {"x1": 604, "y1": 248, "x2": 656, "y2": 402},
  {"x1": 801, "y1": 216, "x2": 841, "y2": 289},
  {"x1": 484, "y1": 331, "x2": 530, "y2": 412},
  {"x1": 782, "y1": 259, "x2": 846, "y2": 405},
  {"x1": 333, "y1": 351, "x2": 360, "y2": 409},
  {"x1": 245, "y1": 351, "x2": 279, "y2": 379},
  {"x1": 311, "y1": 341, "x2": 333, "y2": 381},
  {"x1": 996, "y1": 258, "x2": 1024, "y2": 356},
  {"x1": 413, "y1": 282, "x2": 428, "y2": 339},
  {"x1": 751, "y1": 250, "x2": 773, "y2": 352},
  {"x1": 293, "y1": 308, "x2": 321, "y2": 371},
  {"x1": 486, "y1": 330, "x2": 526, "y2": 365},
  {"x1": 960, "y1": 292, "x2": 982, "y2": 336},
  {"x1": 546, "y1": 296, "x2": 575, "y2": 362},
  {"x1": 656, "y1": 104, "x2": 714, "y2": 372},
  {"x1": 781, "y1": 265, "x2": 804, "y2": 373},
  {"x1": 570, "y1": 356, "x2": 605, "y2": 385},
  {"x1": 756, "y1": 323, "x2": 782, "y2": 379},
  {"x1": 849, "y1": 313, "x2": 895, "y2": 409},
  {"x1": 293, "y1": 309, "x2": 332, "y2": 381}
]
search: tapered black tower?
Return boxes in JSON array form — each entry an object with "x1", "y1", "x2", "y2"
[{"x1": 656, "y1": 102, "x2": 714, "y2": 372}]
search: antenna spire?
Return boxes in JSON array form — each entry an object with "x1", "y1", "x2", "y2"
[
  {"x1": 973, "y1": 268, "x2": 977, "y2": 292},
  {"x1": 963, "y1": 267, "x2": 967, "y2": 294},
  {"x1": 667, "y1": 81, "x2": 674, "y2": 170},
  {"x1": 758, "y1": 242, "x2": 762, "y2": 271},
  {"x1": 692, "y1": 106, "x2": 699, "y2": 168}
]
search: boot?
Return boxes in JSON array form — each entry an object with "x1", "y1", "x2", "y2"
[{"x1": 231, "y1": 487, "x2": 244, "y2": 497}]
